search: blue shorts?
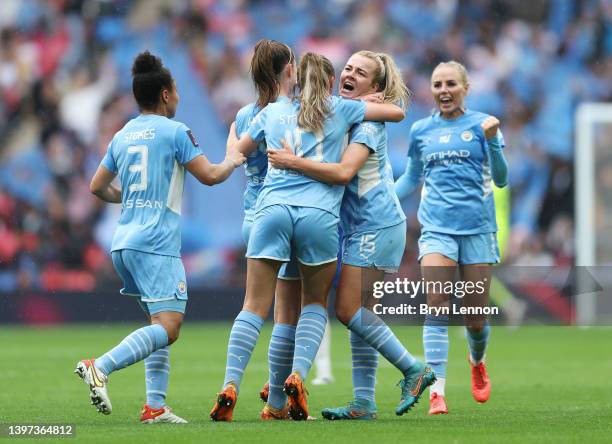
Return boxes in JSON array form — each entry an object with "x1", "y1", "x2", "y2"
[
  {"x1": 418, "y1": 231, "x2": 500, "y2": 265},
  {"x1": 137, "y1": 299, "x2": 187, "y2": 315},
  {"x1": 243, "y1": 216, "x2": 300, "y2": 280},
  {"x1": 342, "y1": 221, "x2": 406, "y2": 273},
  {"x1": 247, "y1": 204, "x2": 339, "y2": 266},
  {"x1": 111, "y1": 249, "x2": 188, "y2": 303}
]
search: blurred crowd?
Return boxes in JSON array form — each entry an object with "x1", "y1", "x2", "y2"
[{"x1": 0, "y1": 0, "x2": 610, "y2": 292}]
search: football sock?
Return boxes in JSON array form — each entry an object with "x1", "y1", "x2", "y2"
[
  {"x1": 423, "y1": 314, "x2": 449, "y2": 394},
  {"x1": 313, "y1": 320, "x2": 333, "y2": 380},
  {"x1": 267, "y1": 323, "x2": 296, "y2": 410},
  {"x1": 466, "y1": 323, "x2": 490, "y2": 365},
  {"x1": 348, "y1": 308, "x2": 416, "y2": 375},
  {"x1": 350, "y1": 330, "x2": 378, "y2": 402},
  {"x1": 145, "y1": 346, "x2": 170, "y2": 409},
  {"x1": 223, "y1": 310, "x2": 264, "y2": 392},
  {"x1": 292, "y1": 304, "x2": 328, "y2": 380},
  {"x1": 95, "y1": 324, "x2": 169, "y2": 376}
]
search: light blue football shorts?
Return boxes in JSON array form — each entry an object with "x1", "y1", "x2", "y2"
[
  {"x1": 243, "y1": 215, "x2": 300, "y2": 280},
  {"x1": 137, "y1": 298, "x2": 187, "y2": 316},
  {"x1": 111, "y1": 249, "x2": 188, "y2": 314},
  {"x1": 418, "y1": 231, "x2": 500, "y2": 265},
  {"x1": 246, "y1": 204, "x2": 340, "y2": 267},
  {"x1": 342, "y1": 221, "x2": 407, "y2": 273}
]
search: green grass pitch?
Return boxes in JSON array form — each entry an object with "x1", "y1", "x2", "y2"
[{"x1": 1, "y1": 323, "x2": 611, "y2": 443}]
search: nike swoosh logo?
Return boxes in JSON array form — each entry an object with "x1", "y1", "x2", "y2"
[
  {"x1": 90, "y1": 364, "x2": 105, "y2": 388},
  {"x1": 149, "y1": 409, "x2": 165, "y2": 418},
  {"x1": 410, "y1": 376, "x2": 423, "y2": 396}
]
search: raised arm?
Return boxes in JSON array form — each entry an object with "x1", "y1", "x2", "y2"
[
  {"x1": 363, "y1": 102, "x2": 405, "y2": 123},
  {"x1": 394, "y1": 156, "x2": 423, "y2": 201},
  {"x1": 90, "y1": 165, "x2": 121, "y2": 203},
  {"x1": 481, "y1": 116, "x2": 508, "y2": 188},
  {"x1": 268, "y1": 140, "x2": 370, "y2": 185}
]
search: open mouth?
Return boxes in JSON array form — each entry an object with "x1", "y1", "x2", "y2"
[
  {"x1": 440, "y1": 96, "x2": 453, "y2": 105},
  {"x1": 341, "y1": 81, "x2": 355, "y2": 92}
]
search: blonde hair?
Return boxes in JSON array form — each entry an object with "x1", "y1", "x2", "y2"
[
  {"x1": 354, "y1": 50, "x2": 410, "y2": 111},
  {"x1": 297, "y1": 52, "x2": 332, "y2": 132},
  {"x1": 432, "y1": 60, "x2": 469, "y2": 86}
]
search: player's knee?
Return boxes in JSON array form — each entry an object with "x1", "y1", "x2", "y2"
[
  {"x1": 427, "y1": 294, "x2": 449, "y2": 308},
  {"x1": 274, "y1": 307, "x2": 299, "y2": 325},
  {"x1": 165, "y1": 325, "x2": 180, "y2": 345},
  {"x1": 334, "y1": 302, "x2": 351, "y2": 326},
  {"x1": 465, "y1": 320, "x2": 486, "y2": 333},
  {"x1": 155, "y1": 320, "x2": 182, "y2": 345}
]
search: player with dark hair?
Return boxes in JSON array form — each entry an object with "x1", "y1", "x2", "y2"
[
  {"x1": 223, "y1": 38, "x2": 303, "y2": 421},
  {"x1": 75, "y1": 50, "x2": 244, "y2": 423}
]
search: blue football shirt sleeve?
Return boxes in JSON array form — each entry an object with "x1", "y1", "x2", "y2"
[
  {"x1": 235, "y1": 106, "x2": 251, "y2": 137},
  {"x1": 406, "y1": 122, "x2": 421, "y2": 159},
  {"x1": 338, "y1": 98, "x2": 367, "y2": 126},
  {"x1": 487, "y1": 129, "x2": 508, "y2": 187},
  {"x1": 349, "y1": 122, "x2": 378, "y2": 153},
  {"x1": 486, "y1": 129, "x2": 505, "y2": 151},
  {"x1": 175, "y1": 124, "x2": 203, "y2": 165},
  {"x1": 246, "y1": 107, "x2": 267, "y2": 142},
  {"x1": 395, "y1": 123, "x2": 424, "y2": 200},
  {"x1": 100, "y1": 140, "x2": 117, "y2": 173}
]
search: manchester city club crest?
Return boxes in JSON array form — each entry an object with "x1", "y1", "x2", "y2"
[
  {"x1": 177, "y1": 280, "x2": 187, "y2": 294},
  {"x1": 461, "y1": 130, "x2": 474, "y2": 142}
]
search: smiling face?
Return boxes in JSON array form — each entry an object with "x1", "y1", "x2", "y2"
[
  {"x1": 339, "y1": 53, "x2": 380, "y2": 99},
  {"x1": 431, "y1": 64, "x2": 469, "y2": 119}
]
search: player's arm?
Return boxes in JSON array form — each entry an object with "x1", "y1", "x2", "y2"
[
  {"x1": 227, "y1": 121, "x2": 258, "y2": 155},
  {"x1": 184, "y1": 122, "x2": 246, "y2": 186},
  {"x1": 394, "y1": 156, "x2": 423, "y2": 201},
  {"x1": 363, "y1": 102, "x2": 405, "y2": 123},
  {"x1": 481, "y1": 116, "x2": 508, "y2": 187},
  {"x1": 185, "y1": 151, "x2": 244, "y2": 186},
  {"x1": 268, "y1": 140, "x2": 369, "y2": 185},
  {"x1": 90, "y1": 165, "x2": 121, "y2": 203}
]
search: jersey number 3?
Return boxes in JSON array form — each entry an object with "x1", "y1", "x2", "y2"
[{"x1": 128, "y1": 145, "x2": 148, "y2": 192}]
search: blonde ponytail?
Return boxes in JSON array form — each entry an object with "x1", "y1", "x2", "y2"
[{"x1": 297, "y1": 52, "x2": 331, "y2": 132}]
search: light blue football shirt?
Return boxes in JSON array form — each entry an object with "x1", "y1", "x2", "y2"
[
  {"x1": 408, "y1": 109, "x2": 505, "y2": 234},
  {"x1": 247, "y1": 95, "x2": 366, "y2": 217},
  {"x1": 101, "y1": 114, "x2": 203, "y2": 257},
  {"x1": 341, "y1": 121, "x2": 406, "y2": 235},
  {"x1": 235, "y1": 102, "x2": 268, "y2": 221}
]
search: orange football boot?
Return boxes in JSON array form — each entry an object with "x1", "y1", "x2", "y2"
[
  {"x1": 428, "y1": 393, "x2": 448, "y2": 415},
  {"x1": 210, "y1": 384, "x2": 238, "y2": 421},
  {"x1": 259, "y1": 381, "x2": 270, "y2": 403},
  {"x1": 260, "y1": 403, "x2": 290, "y2": 420},
  {"x1": 283, "y1": 372, "x2": 309, "y2": 420},
  {"x1": 470, "y1": 357, "x2": 491, "y2": 403}
]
